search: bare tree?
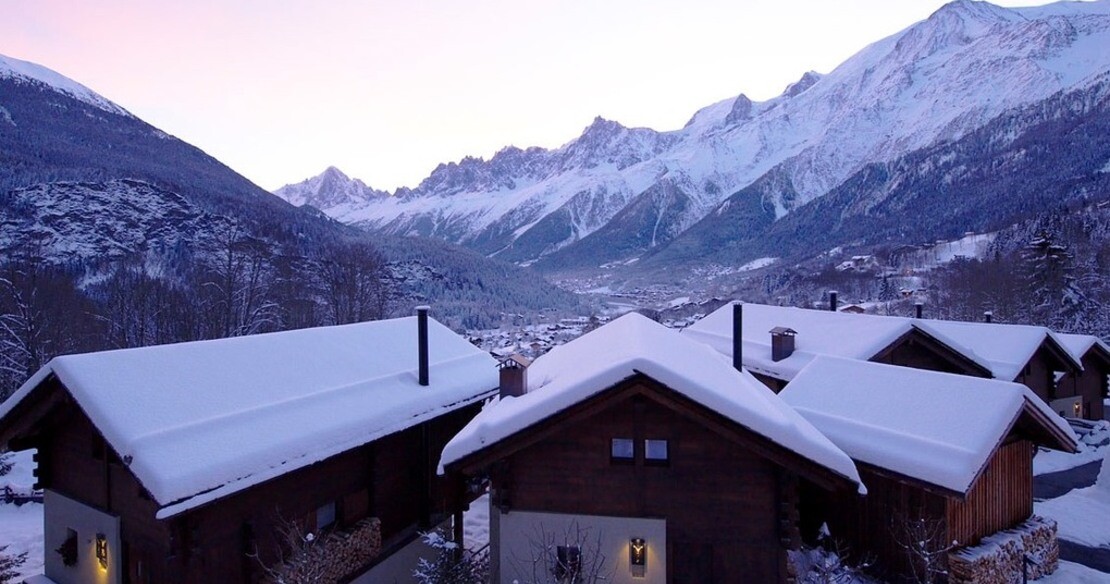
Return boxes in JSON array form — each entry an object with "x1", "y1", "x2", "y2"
[
  {"x1": 891, "y1": 509, "x2": 955, "y2": 584},
  {"x1": 0, "y1": 544, "x2": 28, "y2": 584},
  {"x1": 315, "y1": 241, "x2": 393, "y2": 325},
  {"x1": 195, "y1": 222, "x2": 281, "y2": 338},
  {"x1": 250, "y1": 515, "x2": 330, "y2": 584},
  {"x1": 509, "y1": 521, "x2": 613, "y2": 584}
]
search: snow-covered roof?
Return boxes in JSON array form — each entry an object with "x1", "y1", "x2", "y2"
[
  {"x1": 440, "y1": 312, "x2": 863, "y2": 493},
  {"x1": 0, "y1": 316, "x2": 498, "y2": 518},
  {"x1": 780, "y1": 356, "x2": 1075, "y2": 495},
  {"x1": 1056, "y1": 332, "x2": 1110, "y2": 364},
  {"x1": 918, "y1": 319, "x2": 1081, "y2": 380},
  {"x1": 683, "y1": 303, "x2": 1077, "y2": 382}
]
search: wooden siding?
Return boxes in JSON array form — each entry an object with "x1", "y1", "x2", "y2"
[
  {"x1": 20, "y1": 383, "x2": 484, "y2": 584},
  {"x1": 818, "y1": 470, "x2": 948, "y2": 583},
  {"x1": 870, "y1": 330, "x2": 991, "y2": 378},
  {"x1": 946, "y1": 440, "x2": 1033, "y2": 547},
  {"x1": 1016, "y1": 346, "x2": 1070, "y2": 404},
  {"x1": 493, "y1": 378, "x2": 797, "y2": 583}
]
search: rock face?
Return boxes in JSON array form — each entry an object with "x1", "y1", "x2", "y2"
[{"x1": 276, "y1": 1, "x2": 1110, "y2": 272}]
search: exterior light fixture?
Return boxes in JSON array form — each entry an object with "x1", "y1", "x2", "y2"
[
  {"x1": 95, "y1": 533, "x2": 108, "y2": 570},
  {"x1": 630, "y1": 537, "x2": 646, "y2": 577}
]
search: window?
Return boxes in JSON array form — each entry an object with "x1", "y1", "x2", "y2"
[
  {"x1": 316, "y1": 501, "x2": 336, "y2": 531},
  {"x1": 611, "y1": 438, "x2": 634, "y2": 463},
  {"x1": 644, "y1": 439, "x2": 669, "y2": 465}
]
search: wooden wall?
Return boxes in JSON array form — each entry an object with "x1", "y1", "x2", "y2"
[
  {"x1": 495, "y1": 379, "x2": 792, "y2": 583},
  {"x1": 871, "y1": 332, "x2": 987, "y2": 377},
  {"x1": 947, "y1": 440, "x2": 1033, "y2": 547},
  {"x1": 1015, "y1": 346, "x2": 1063, "y2": 404}
]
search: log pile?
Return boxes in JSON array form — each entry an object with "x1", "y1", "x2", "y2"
[
  {"x1": 948, "y1": 516, "x2": 1058, "y2": 583},
  {"x1": 266, "y1": 517, "x2": 383, "y2": 584}
]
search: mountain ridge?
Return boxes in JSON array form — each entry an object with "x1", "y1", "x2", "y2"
[{"x1": 274, "y1": 0, "x2": 1110, "y2": 276}]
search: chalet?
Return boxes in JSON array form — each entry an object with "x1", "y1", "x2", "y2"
[
  {"x1": 682, "y1": 302, "x2": 1089, "y2": 419},
  {"x1": 682, "y1": 303, "x2": 994, "y2": 392},
  {"x1": 0, "y1": 309, "x2": 498, "y2": 584},
  {"x1": 1055, "y1": 333, "x2": 1110, "y2": 421},
  {"x1": 440, "y1": 313, "x2": 863, "y2": 584},
  {"x1": 780, "y1": 356, "x2": 1077, "y2": 583}
]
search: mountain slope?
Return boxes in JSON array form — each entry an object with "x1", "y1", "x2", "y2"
[
  {"x1": 642, "y1": 70, "x2": 1110, "y2": 273},
  {"x1": 0, "y1": 53, "x2": 581, "y2": 325},
  {"x1": 277, "y1": 0, "x2": 1110, "y2": 273}
]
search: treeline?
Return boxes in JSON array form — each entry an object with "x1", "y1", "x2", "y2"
[{"x1": 0, "y1": 228, "x2": 393, "y2": 401}]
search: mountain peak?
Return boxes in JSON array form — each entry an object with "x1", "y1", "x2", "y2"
[
  {"x1": 784, "y1": 71, "x2": 823, "y2": 98},
  {"x1": 0, "y1": 53, "x2": 131, "y2": 117},
  {"x1": 274, "y1": 166, "x2": 386, "y2": 208}
]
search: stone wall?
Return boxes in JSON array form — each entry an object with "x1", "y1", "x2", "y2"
[
  {"x1": 948, "y1": 516, "x2": 1058, "y2": 583},
  {"x1": 265, "y1": 517, "x2": 382, "y2": 584}
]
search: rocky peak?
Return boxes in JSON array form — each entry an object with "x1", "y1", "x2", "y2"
[
  {"x1": 784, "y1": 71, "x2": 822, "y2": 98},
  {"x1": 725, "y1": 94, "x2": 754, "y2": 125}
]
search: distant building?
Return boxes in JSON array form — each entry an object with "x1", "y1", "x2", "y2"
[{"x1": 0, "y1": 312, "x2": 497, "y2": 584}]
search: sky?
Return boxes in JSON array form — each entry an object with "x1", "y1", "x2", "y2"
[{"x1": 0, "y1": 0, "x2": 1061, "y2": 192}]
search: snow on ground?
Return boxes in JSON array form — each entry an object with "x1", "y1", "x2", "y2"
[
  {"x1": 1035, "y1": 421, "x2": 1110, "y2": 476},
  {"x1": 0, "y1": 502, "x2": 43, "y2": 580},
  {"x1": 1036, "y1": 448, "x2": 1110, "y2": 547},
  {"x1": 462, "y1": 493, "x2": 490, "y2": 551},
  {"x1": 1040, "y1": 560, "x2": 1110, "y2": 583},
  {"x1": 0, "y1": 450, "x2": 43, "y2": 580},
  {"x1": 737, "y1": 256, "x2": 777, "y2": 271}
]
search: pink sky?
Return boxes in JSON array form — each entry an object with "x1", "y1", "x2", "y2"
[{"x1": 1, "y1": 0, "x2": 1060, "y2": 191}]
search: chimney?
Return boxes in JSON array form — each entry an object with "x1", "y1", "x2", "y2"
[
  {"x1": 829, "y1": 290, "x2": 838, "y2": 312},
  {"x1": 914, "y1": 302, "x2": 923, "y2": 319},
  {"x1": 416, "y1": 306, "x2": 430, "y2": 386},
  {"x1": 732, "y1": 302, "x2": 743, "y2": 372},
  {"x1": 770, "y1": 327, "x2": 797, "y2": 362},
  {"x1": 498, "y1": 355, "x2": 531, "y2": 398},
  {"x1": 983, "y1": 311, "x2": 993, "y2": 323}
]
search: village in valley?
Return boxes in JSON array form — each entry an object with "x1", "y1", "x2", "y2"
[{"x1": 4, "y1": 0, "x2": 1110, "y2": 583}]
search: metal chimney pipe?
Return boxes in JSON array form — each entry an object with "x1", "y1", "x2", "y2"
[
  {"x1": 829, "y1": 290, "x2": 838, "y2": 312},
  {"x1": 984, "y1": 311, "x2": 993, "y2": 323},
  {"x1": 732, "y1": 301, "x2": 743, "y2": 372},
  {"x1": 416, "y1": 305, "x2": 430, "y2": 386},
  {"x1": 914, "y1": 302, "x2": 923, "y2": 319}
]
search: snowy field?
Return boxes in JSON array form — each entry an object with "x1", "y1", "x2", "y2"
[
  {"x1": 1041, "y1": 561, "x2": 1110, "y2": 583},
  {"x1": 0, "y1": 500, "x2": 43, "y2": 581}
]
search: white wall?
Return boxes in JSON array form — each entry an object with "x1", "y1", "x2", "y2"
[
  {"x1": 1049, "y1": 396, "x2": 1082, "y2": 418},
  {"x1": 494, "y1": 507, "x2": 666, "y2": 584},
  {"x1": 43, "y1": 489, "x2": 121, "y2": 584}
]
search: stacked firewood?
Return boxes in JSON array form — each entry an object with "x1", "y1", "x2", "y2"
[
  {"x1": 268, "y1": 517, "x2": 383, "y2": 584},
  {"x1": 948, "y1": 516, "x2": 1058, "y2": 583}
]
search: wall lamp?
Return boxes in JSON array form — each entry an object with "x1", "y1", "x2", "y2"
[
  {"x1": 630, "y1": 537, "x2": 646, "y2": 577},
  {"x1": 95, "y1": 533, "x2": 108, "y2": 570}
]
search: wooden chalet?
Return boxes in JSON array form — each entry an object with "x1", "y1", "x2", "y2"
[
  {"x1": 1055, "y1": 333, "x2": 1110, "y2": 421},
  {"x1": 440, "y1": 313, "x2": 863, "y2": 584},
  {"x1": 683, "y1": 302, "x2": 995, "y2": 393},
  {"x1": 781, "y1": 357, "x2": 1078, "y2": 583},
  {"x1": 682, "y1": 302, "x2": 1091, "y2": 420},
  {"x1": 0, "y1": 309, "x2": 497, "y2": 584}
]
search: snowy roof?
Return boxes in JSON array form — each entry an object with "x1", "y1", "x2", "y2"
[
  {"x1": 1056, "y1": 332, "x2": 1110, "y2": 364},
  {"x1": 0, "y1": 316, "x2": 498, "y2": 518},
  {"x1": 683, "y1": 303, "x2": 1077, "y2": 382},
  {"x1": 918, "y1": 319, "x2": 1081, "y2": 380},
  {"x1": 780, "y1": 356, "x2": 1076, "y2": 495},
  {"x1": 440, "y1": 313, "x2": 863, "y2": 492}
]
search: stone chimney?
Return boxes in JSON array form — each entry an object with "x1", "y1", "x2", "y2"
[
  {"x1": 498, "y1": 355, "x2": 531, "y2": 399},
  {"x1": 770, "y1": 327, "x2": 797, "y2": 362}
]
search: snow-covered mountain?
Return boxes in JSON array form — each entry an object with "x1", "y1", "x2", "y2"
[
  {"x1": 0, "y1": 53, "x2": 131, "y2": 118},
  {"x1": 274, "y1": 166, "x2": 389, "y2": 209},
  {"x1": 278, "y1": 0, "x2": 1110, "y2": 271}
]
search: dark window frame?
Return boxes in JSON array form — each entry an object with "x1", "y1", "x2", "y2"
[
  {"x1": 644, "y1": 438, "x2": 670, "y2": 467},
  {"x1": 610, "y1": 437, "x2": 635, "y2": 465}
]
